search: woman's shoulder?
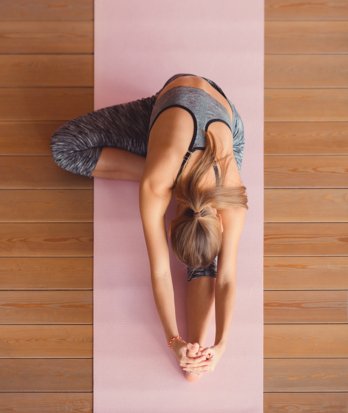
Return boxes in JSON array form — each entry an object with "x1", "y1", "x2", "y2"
[{"x1": 145, "y1": 110, "x2": 198, "y2": 193}]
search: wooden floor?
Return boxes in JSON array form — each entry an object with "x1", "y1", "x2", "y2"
[
  {"x1": 0, "y1": 0, "x2": 347, "y2": 412},
  {"x1": 264, "y1": 1, "x2": 348, "y2": 411},
  {"x1": 0, "y1": 1, "x2": 94, "y2": 411}
]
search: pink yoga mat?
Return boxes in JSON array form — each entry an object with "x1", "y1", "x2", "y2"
[{"x1": 94, "y1": 1, "x2": 264, "y2": 411}]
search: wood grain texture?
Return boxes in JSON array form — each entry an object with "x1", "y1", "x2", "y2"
[
  {"x1": 266, "y1": 0, "x2": 348, "y2": 20},
  {"x1": 264, "y1": 256, "x2": 348, "y2": 290},
  {"x1": 0, "y1": 291, "x2": 92, "y2": 324},
  {"x1": 0, "y1": 190, "x2": 93, "y2": 222},
  {"x1": 0, "y1": 257, "x2": 92, "y2": 290},
  {"x1": 0, "y1": 55, "x2": 93, "y2": 87},
  {"x1": 0, "y1": 325, "x2": 92, "y2": 357},
  {"x1": 266, "y1": 21, "x2": 348, "y2": 54},
  {"x1": 0, "y1": 157, "x2": 93, "y2": 189},
  {"x1": 265, "y1": 223, "x2": 348, "y2": 255},
  {"x1": 0, "y1": 223, "x2": 93, "y2": 257},
  {"x1": 265, "y1": 122, "x2": 348, "y2": 155},
  {"x1": 265, "y1": 89, "x2": 348, "y2": 121},
  {"x1": 0, "y1": 0, "x2": 93, "y2": 21},
  {"x1": 0, "y1": 121, "x2": 73, "y2": 155},
  {"x1": 265, "y1": 189, "x2": 348, "y2": 221},
  {"x1": 0, "y1": 0, "x2": 95, "y2": 407},
  {"x1": 0, "y1": 393, "x2": 92, "y2": 413},
  {"x1": 5, "y1": 392, "x2": 346, "y2": 413},
  {"x1": 265, "y1": 324, "x2": 348, "y2": 357},
  {"x1": 265, "y1": 359, "x2": 348, "y2": 392},
  {"x1": 265, "y1": 290, "x2": 348, "y2": 323},
  {"x1": 265, "y1": 55, "x2": 348, "y2": 88},
  {"x1": 265, "y1": 156, "x2": 348, "y2": 187},
  {"x1": 0, "y1": 21, "x2": 93, "y2": 54},
  {"x1": 0, "y1": 88, "x2": 93, "y2": 121},
  {"x1": 0, "y1": 359, "x2": 92, "y2": 391},
  {"x1": 264, "y1": 393, "x2": 348, "y2": 413}
]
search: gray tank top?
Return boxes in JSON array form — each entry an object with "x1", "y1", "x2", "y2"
[{"x1": 148, "y1": 82, "x2": 234, "y2": 188}]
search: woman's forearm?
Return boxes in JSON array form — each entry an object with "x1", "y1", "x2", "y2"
[
  {"x1": 214, "y1": 282, "x2": 236, "y2": 348},
  {"x1": 150, "y1": 274, "x2": 180, "y2": 342}
]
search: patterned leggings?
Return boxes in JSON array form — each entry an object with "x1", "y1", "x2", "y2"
[{"x1": 50, "y1": 73, "x2": 245, "y2": 281}]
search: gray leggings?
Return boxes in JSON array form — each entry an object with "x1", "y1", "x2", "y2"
[
  {"x1": 50, "y1": 92, "x2": 159, "y2": 179},
  {"x1": 50, "y1": 73, "x2": 245, "y2": 281}
]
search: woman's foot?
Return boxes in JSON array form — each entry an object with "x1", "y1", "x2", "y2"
[{"x1": 183, "y1": 342, "x2": 204, "y2": 382}]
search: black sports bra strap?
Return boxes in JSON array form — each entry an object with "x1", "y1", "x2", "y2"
[
  {"x1": 213, "y1": 161, "x2": 221, "y2": 184},
  {"x1": 173, "y1": 150, "x2": 192, "y2": 188},
  {"x1": 173, "y1": 151, "x2": 221, "y2": 188}
]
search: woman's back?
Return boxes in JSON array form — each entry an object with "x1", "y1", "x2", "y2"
[{"x1": 144, "y1": 74, "x2": 238, "y2": 193}]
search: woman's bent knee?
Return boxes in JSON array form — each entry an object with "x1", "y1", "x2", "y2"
[
  {"x1": 50, "y1": 116, "x2": 102, "y2": 178},
  {"x1": 50, "y1": 122, "x2": 101, "y2": 178}
]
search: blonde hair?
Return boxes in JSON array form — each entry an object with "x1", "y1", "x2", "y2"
[{"x1": 169, "y1": 129, "x2": 248, "y2": 269}]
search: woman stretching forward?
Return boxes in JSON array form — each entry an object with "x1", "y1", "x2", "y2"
[{"x1": 50, "y1": 73, "x2": 248, "y2": 381}]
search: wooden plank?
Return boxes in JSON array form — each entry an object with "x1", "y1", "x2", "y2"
[
  {"x1": 264, "y1": 256, "x2": 348, "y2": 290},
  {"x1": 0, "y1": 0, "x2": 93, "y2": 21},
  {"x1": 0, "y1": 223, "x2": 93, "y2": 257},
  {"x1": 265, "y1": 0, "x2": 348, "y2": 20},
  {"x1": 0, "y1": 257, "x2": 92, "y2": 290},
  {"x1": 0, "y1": 88, "x2": 93, "y2": 121},
  {"x1": 0, "y1": 55, "x2": 93, "y2": 87},
  {"x1": 265, "y1": 359, "x2": 348, "y2": 392},
  {"x1": 265, "y1": 55, "x2": 348, "y2": 88},
  {"x1": 0, "y1": 291, "x2": 92, "y2": 324},
  {"x1": 265, "y1": 156, "x2": 348, "y2": 188},
  {"x1": 0, "y1": 393, "x2": 92, "y2": 413},
  {"x1": 265, "y1": 122, "x2": 348, "y2": 155},
  {"x1": 265, "y1": 291, "x2": 348, "y2": 323},
  {"x1": 265, "y1": 324, "x2": 348, "y2": 357},
  {"x1": 0, "y1": 157, "x2": 93, "y2": 189},
  {"x1": 265, "y1": 223, "x2": 348, "y2": 255},
  {"x1": 0, "y1": 393, "x2": 92, "y2": 412},
  {"x1": 265, "y1": 89, "x2": 348, "y2": 121},
  {"x1": 0, "y1": 359, "x2": 91, "y2": 391},
  {"x1": 265, "y1": 189, "x2": 348, "y2": 221},
  {"x1": 266, "y1": 21, "x2": 348, "y2": 54},
  {"x1": 264, "y1": 393, "x2": 348, "y2": 413},
  {"x1": 0, "y1": 190, "x2": 93, "y2": 222},
  {"x1": 0, "y1": 325, "x2": 92, "y2": 357},
  {"x1": 0, "y1": 21, "x2": 93, "y2": 54},
  {"x1": 0, "y1": 121, "x2": 72, "y2": 155}
]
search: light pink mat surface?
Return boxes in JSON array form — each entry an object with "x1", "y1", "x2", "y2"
[{"x1": 94, "y1": 1, "x2": 264, "y2": 411}]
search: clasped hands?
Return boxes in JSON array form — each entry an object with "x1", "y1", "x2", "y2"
[{"x1": 171, "y1": 340, "x2": 224, "y2": 375}]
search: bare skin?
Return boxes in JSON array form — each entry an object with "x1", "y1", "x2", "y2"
[
  {"x1": 91, "y1": 146, "x2": 146, "y2": 181},
  {"x1": 91, "y1": 75, "x2": 237, "y2": 379}
]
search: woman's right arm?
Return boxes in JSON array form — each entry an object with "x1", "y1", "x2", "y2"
[{"x1": 139, "y1": 178, "x2": 180, "y2": 343}]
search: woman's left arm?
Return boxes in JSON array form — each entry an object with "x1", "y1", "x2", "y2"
[
  {"x1": 214, "y1": 206, "x2": 247, "y2": 349},
  {"x1": 184, "y1": 206, "x2": 247, "y2": 374}
]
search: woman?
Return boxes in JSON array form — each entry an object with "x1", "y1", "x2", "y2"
[{"x1": 50, "y1": 72, "x2": 249, "y2": 381}]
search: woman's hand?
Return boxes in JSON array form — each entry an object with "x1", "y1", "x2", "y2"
[
  {"x1": 170, "y1": 339, "x2": 189, "y2": 364},
  {"x1": 170, "y1": 340, "x2": 206, "y2": 369},
  {"x1": 182, "y1": 343, "x2": 226, "y2": 374}
]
